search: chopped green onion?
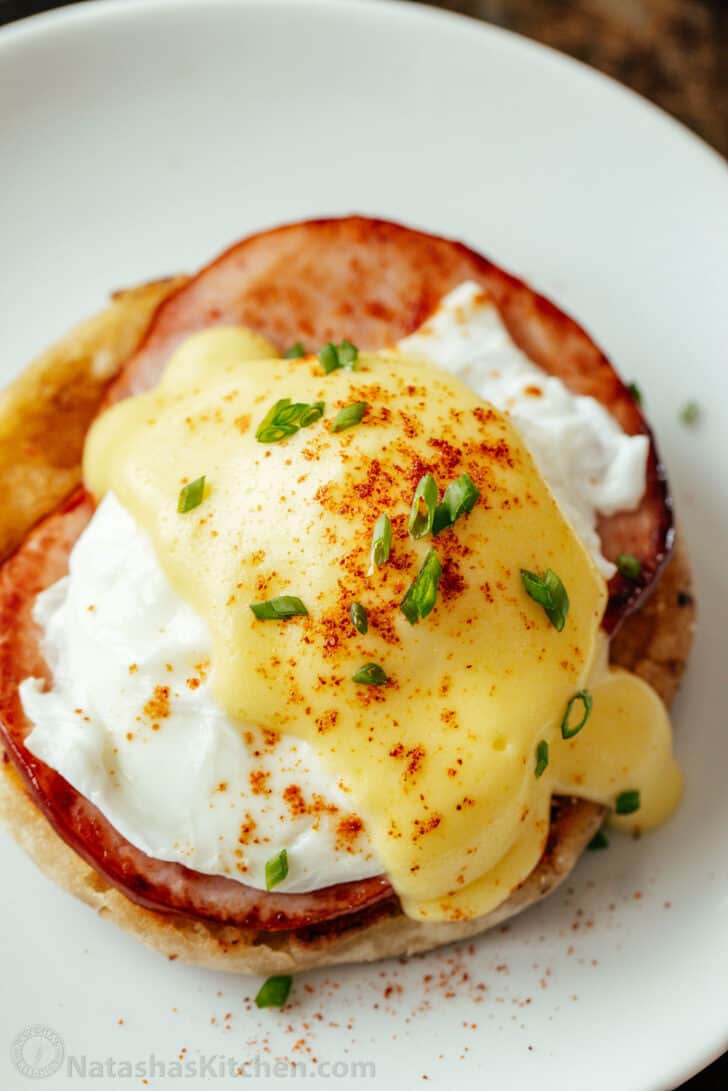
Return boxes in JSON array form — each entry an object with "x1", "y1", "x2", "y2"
[
  {"x1": 337, "y1": 339, "x2": 359, "y2": 367},
  {"x1": 318, "y1": 339, "x2": 359, "y2": 374},
  {"x1": 370, "y1": 513, "x2": 392, "y2": 569},
  {"x1": 256, "y1": 398, "x2": 296, "y2": 442},
  {"x1": 298, "y1": 401, "x2": 325, "y2": 427},
  {"x1": 349, "y1": 602, "x2": 368, "y2": 635},
  {"x1": 318, "y1": 343, "x2": 339, "y2": 374},
  {"x1": 587, "y1": 829, "x2": 609, "y2": 851},
  {"x1": 331, "y1": 401, "x2": 368, "y2": 433},
  {"x1": 255, "y1": 975, "x2": 292, "y2": 1009},
  {"x1": 534, "y1": 739, "x2": 549, "y2": 778},
  {"x1": 520, "y1": 568, "x2": 570, "y2": 632},
  {"x1": 284, "y1": 341, "x2": 306, "y2": 359},
  {"x1": 256, "y1": 425, "x2": 295, "y2": 443},
  {"x1": 560, "y1": 690, "x2": 592, "y2": 740},
  {"x1": 616, "y1": 553, "x2": 641, "y2": 580},
  {"x1": 679, "y1": 400, "x2": 700, "y2": 426},
  {"x1": 250, "y1": 596, "x2": 309, "y2": 621},
  {"x1": 627, "y1": 382, "x2": 642, "y2": 405},
  {"x1": 256, "y1": 398, "x2": 324, "y2": 442},
  {"x1": 265, "y1": 849, "x2": 288, "y2": 891},
  {"x1": 408, "y1": 474, "x2": 438, "y2": 539},
  {"x1": 400, "y1": 548, "x2": 442, "y2": 625},
  {"x1": 432, "y1": 472, "x2": 480, "y2": 535},
  {"x1": 177, "y1": 475, "x2": 206, "y2": 513},
  {"x1": 615, "y1": 789, "x2": 641, "y2": 815},
  {"x1": 352, "y1": 662, "x2": 388, "y2": 686}
]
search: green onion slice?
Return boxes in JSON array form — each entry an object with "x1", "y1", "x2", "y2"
[
  {"x1": 616, "y1": 553, "x2": 641, "y2": 580},
  {"x1": 255, "y1": 398, "x2": 324, "y2": 443},
  {"x1": 256, "y1": 398, "x2": 295, "y2": 442},
  {"x1": 352, "y1": 662, "x2": 388, "y2": 686},
  {"x1": 520, "y1": 568, "x2": 570, "y2": 632},
  {"x1": 284, "y1": 341, "x2": 306, "y2": 359},
  {"x1": 627, "y1": 382, "x2": 643, "y2": 405},
  {"x1": 265, "y1": 849, "x2": 288, "y2": 891},
  {"x1": 587, "y1": 829, "x2": 609, "y2": 851},
  {"x1": 318, "y1": 343, "x2": 339, "y2": 374},
  {"x1": 256, "y1": 424, "x2": 297, "y2": 443},
  {"x1": 370, "y1": 513, "x2": 392, "y2": 569},
  {"x1": 408, "y1": 473, "x2": 438, "y2": 540},
  {"x1": 318, "y1": 339, "x2": 359, "y2": 374},
  {"x1": 400, "y1": 548, "x2": 442, "y2": 625},
  {"x1": 255, "y1": 975, "x2": 292, "y2": 1009},
  {"x1": 331, "y1": 401, "x2": 368, "y2": 433},
  {"x1": 679, "y1": 400, "x2": 699, "y2": 426},
  {"x1": 560, "y1": 690, "x2": 593, "y2": 740},
  {"x1": 534, "y1": 739, "x2": 549, "y2": 778},
  {"x1": 177, "y1": 475, "x2": 206, "y2": 513},
  {"x1": 337, "y1": 339, "x2": 359, "y2": 367},
  {"x1": 249, "y1": 596, "x2": 309, "y2": 621},
  {"x1": 432, "y1": 472, "x2": 480, "y2": 535},
  {"x1": 615, "y1": 789, "x2": 641, "y2": 815},
  {"x1": 350, "y1": 602, "x2": 368, "y2": 635},
  {"x1": 298, "y1": 401, "x2": 325, "y2": 427}
]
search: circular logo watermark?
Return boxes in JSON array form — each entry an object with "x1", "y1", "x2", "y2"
[{"x1": 11, "y1": 1026, "x2": 65, "y2": 1080}]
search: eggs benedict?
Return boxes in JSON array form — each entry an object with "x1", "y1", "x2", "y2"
[{"x1": 0, "y1": 218, "x2": 694, "y2": 974}]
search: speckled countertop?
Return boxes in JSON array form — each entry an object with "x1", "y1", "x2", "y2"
[{"x1": 422, "y1": 0, "x2": 728, "y2": 156}]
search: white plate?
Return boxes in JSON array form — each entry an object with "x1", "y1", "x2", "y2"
[{"x1": 1, "y1": 1, "x2": 727, "y2": 1088}]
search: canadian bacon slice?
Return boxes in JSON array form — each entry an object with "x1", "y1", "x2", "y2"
[{"x1": 110, "y1": 217, "x2": 672, "y2": 629}]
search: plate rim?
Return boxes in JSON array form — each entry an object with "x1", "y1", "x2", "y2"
[{"x1": 1, "y1": 0, "x2": 726, "y2": 176}]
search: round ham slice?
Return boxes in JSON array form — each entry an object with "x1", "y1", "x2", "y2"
[
  {"x1": 0, "y1": 217, "x2": 673, "y2": 931},
  {"x1": 110, "y1": 217, "x2": 673, "y2": 629}
]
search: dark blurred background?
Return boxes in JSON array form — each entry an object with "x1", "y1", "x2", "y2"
[{"x1": 1, "y1": 0, "x2": 726, "y2": 1087}]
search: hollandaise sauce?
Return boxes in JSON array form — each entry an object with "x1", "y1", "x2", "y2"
[{"x1": 82, "y1": 325, "x2": 681, "y2": 922}]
